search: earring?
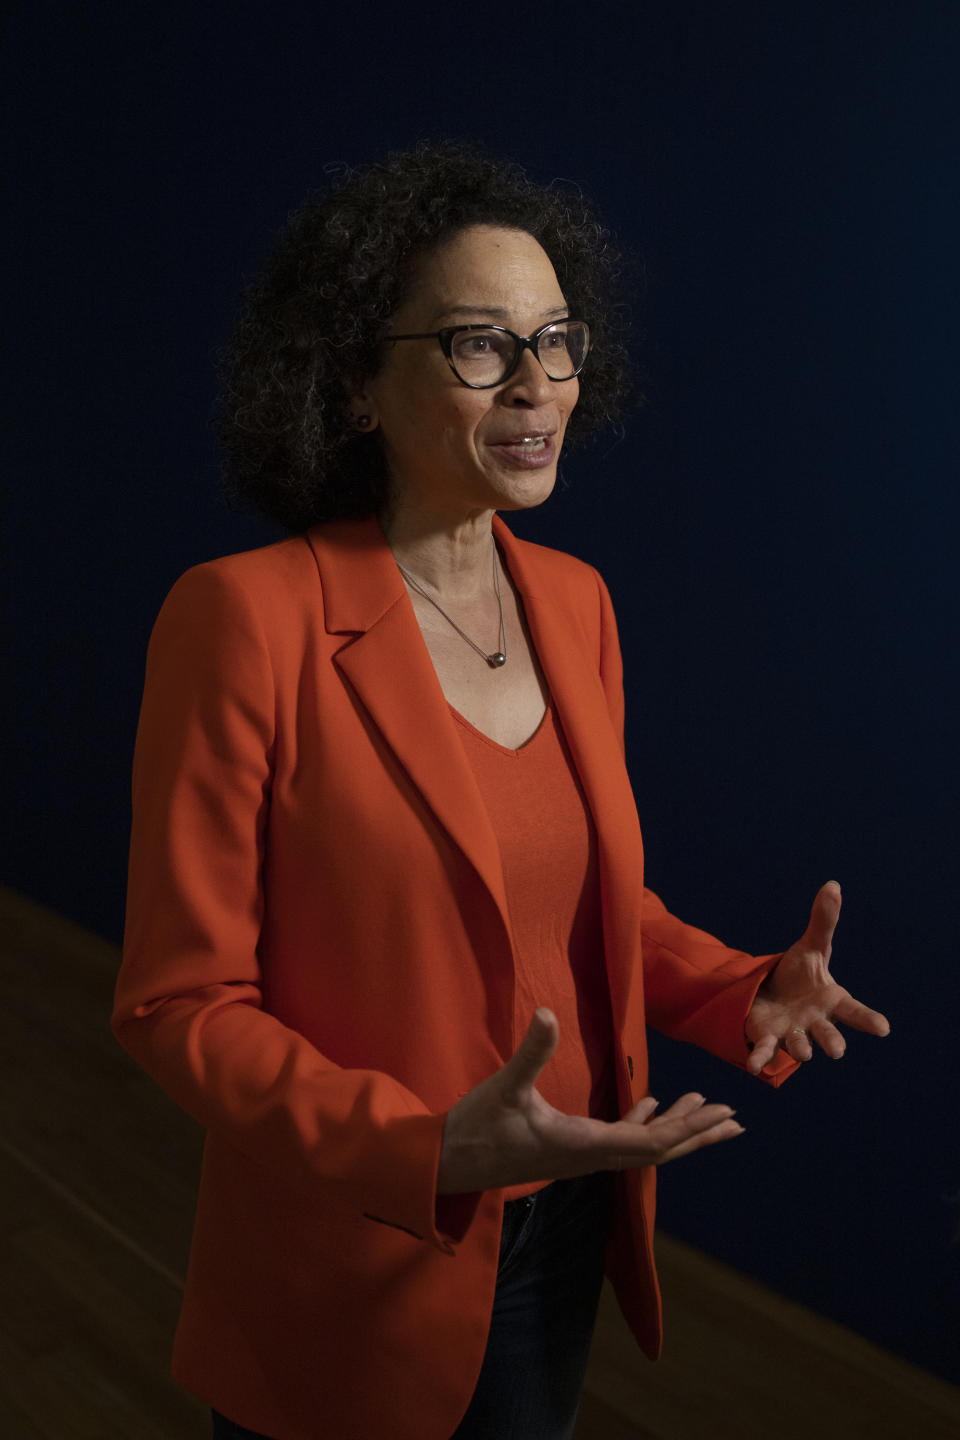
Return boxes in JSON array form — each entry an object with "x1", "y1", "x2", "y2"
[{"x1": 354, "y1": 414, "x2": 372, "y2": 430}]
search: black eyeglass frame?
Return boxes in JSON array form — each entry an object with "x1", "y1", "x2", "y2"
[{"x1": 383, "y1": 318, "x2": 591, "y2": 389}]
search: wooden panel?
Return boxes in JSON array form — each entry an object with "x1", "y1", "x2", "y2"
[
  {"x1": 0, "y1": 1141, "x2": 206, "y2": 1439},
  {"x1": 580, "y1": 1257, "x2": 960, "y2": 1439}
]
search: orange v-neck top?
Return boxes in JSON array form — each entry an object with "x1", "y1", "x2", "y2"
[{"x1": 450, "y1": 699, "x2": 618, "y2": 1200}]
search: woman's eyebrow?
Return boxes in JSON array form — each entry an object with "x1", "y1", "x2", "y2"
[{"x1": 432, "y1": 303, "x2": 570, "y2": 323}]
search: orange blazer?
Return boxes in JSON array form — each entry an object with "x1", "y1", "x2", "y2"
[{"x1": 112, "y1": 514, "x2": 797, "y2": 1440}]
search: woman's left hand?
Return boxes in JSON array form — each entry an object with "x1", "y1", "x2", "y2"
[{"x1": 745, "y1": 881, "x2": 890, "y2": 1074}]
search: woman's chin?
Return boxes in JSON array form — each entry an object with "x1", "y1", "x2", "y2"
[{"x1": 487, "y1": 465, "x2": 559, "y2": 513}]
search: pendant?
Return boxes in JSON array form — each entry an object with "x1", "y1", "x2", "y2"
[{"x1": 488, "y1": 652, "x2": 507, "y2": 668}]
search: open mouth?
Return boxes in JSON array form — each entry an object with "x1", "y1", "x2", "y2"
[{"x1": 490, "y1": 433, "x2": 557, "y2": 467}]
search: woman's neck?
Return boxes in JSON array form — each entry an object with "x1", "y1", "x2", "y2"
[{"x1": 379, "y1": 500, "x2": 498, "y2": 600}]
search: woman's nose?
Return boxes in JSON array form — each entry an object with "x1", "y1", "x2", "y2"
[{"x1": 502, "y1": 344, "x2": 556, "y2": 405}]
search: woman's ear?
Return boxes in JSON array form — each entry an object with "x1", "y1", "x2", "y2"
[{"x1": 342, "y1": 377, "x2": 379, "y2": 433}]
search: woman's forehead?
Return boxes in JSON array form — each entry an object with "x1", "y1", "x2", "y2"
[{"x1": 401, "y1": 226, "x2": 564, "y2": 319}]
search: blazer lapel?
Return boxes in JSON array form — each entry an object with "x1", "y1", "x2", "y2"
[
  {"x1": 306, "y1": 514, "x2": 644, "y2": 1033},
  {"x1": 306, "y1": 518, "x2": 514, "y2": 950},
  {"x1": 493, "y1": 518, "x2": 645, "y2": 1028}
]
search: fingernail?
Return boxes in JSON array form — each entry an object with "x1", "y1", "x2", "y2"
[{"x1": 734, "y1": 1124, "x2": 746, "y2": 1134}]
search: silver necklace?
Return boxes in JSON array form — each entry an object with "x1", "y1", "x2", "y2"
[{"x1": 396, "y1": 537, "x2": 508, "y2": 668}]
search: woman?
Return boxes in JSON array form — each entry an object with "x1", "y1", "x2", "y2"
[{"x1": 112, "y1": 141, "x2": 889, "y2": 1440}]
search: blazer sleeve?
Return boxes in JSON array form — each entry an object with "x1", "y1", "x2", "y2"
[
  {"x1": 591, "y1": 566, "x2": 799, "y2": 1088},
  {"x1": 112, "y1": 564, "x2": 467, "y2": 1254}
]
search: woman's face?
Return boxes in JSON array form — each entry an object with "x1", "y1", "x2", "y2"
[{"x1": 357, "y1": 225, "x2": 580, "y2": 520}]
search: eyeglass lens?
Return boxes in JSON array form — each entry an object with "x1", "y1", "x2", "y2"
[{"x1": 449, "y1": 321, "x2": 589, "y2": 385}]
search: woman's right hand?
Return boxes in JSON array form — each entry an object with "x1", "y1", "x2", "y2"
[{"x1": 436, "y1": 1008, "x2": 745, "y2": 1195}]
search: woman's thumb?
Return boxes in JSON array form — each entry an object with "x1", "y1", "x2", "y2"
[{"x1": 501, "y1": 1008, "x2": 559, "y2": 1098}]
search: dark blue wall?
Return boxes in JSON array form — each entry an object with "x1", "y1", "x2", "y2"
[{"x1": 6, "y1": 0, "x2": 958, "y2": 1386}]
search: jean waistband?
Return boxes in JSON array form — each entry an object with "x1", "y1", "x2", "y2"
[{"x1": 503, "y1": 1171, "x2": 612, "y2": 1208}]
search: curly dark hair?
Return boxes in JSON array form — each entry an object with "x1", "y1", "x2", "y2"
[{"x1": 214, "y1": 139, "x2": 637, "y2": 531}]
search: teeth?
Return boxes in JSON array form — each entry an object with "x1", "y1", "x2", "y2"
[{"x1": 517, "y1": 436, "x2": 546, "y2": 447}]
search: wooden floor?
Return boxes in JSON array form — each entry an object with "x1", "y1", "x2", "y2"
[{"x1": 2, "y1": 884, "x2": 958, "y2": 1440}]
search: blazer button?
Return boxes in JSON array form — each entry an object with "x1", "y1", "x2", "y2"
[{"x1": 627, "y1": 1055, "x2": 634, "y2": 1079}]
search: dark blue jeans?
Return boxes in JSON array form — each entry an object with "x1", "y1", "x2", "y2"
[{"x1": 211, "y1": 1168, "x2": 615, "y2": 1440}]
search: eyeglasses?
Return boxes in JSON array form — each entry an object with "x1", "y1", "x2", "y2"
[{"x1": 383, "y1": 318, "x2": 591, "y2": 389}]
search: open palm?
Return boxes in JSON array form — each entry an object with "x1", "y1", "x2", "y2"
[{"x1": 745, "y1": 881, "x2": 890, "y2": 1074}]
